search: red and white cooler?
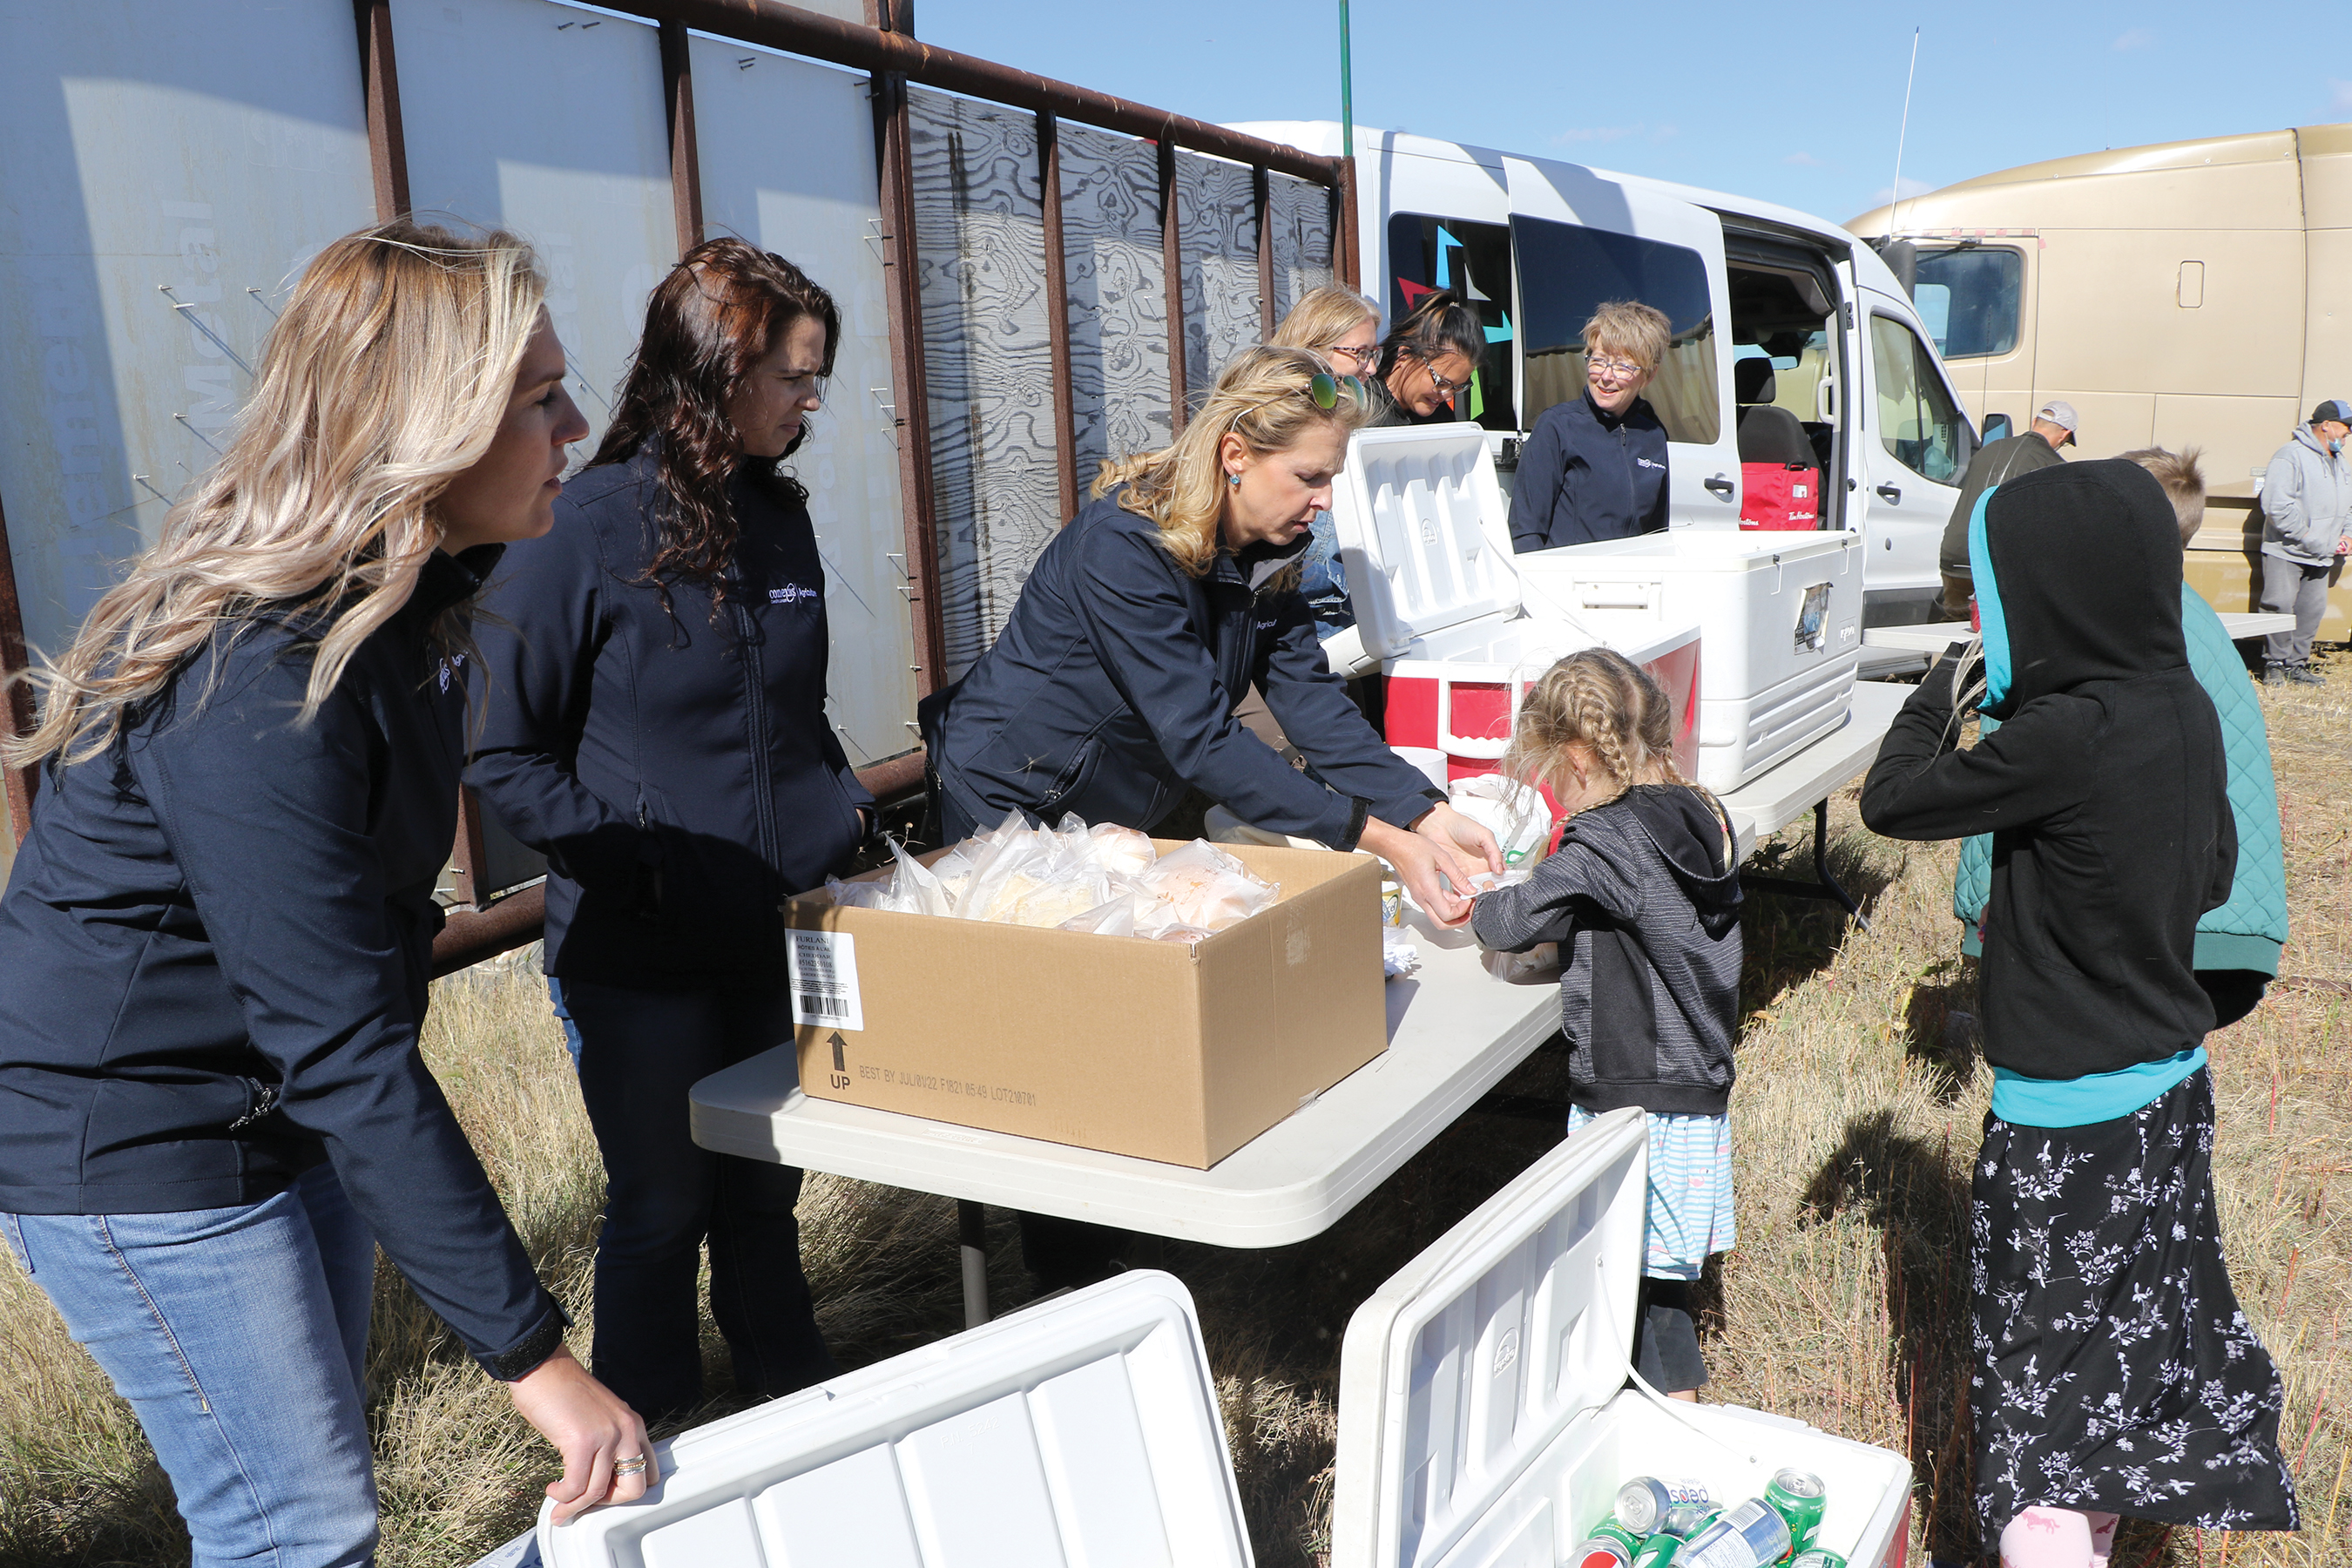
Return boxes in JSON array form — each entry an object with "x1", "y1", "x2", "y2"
[{"x1": 1325, "y1": 425, "x2": 1702, "y2": 788}]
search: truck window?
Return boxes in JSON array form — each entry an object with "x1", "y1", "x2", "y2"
[
  {"x1": 1511, "y1": 216, "x2": 1720, "y2": 444},
  {"x1": 1385, "y1": 213, "x2": 1517, "y2": 433},
  {"x1": 1869, "y1": 314, "x2": 1970, "y2": 484},
  {"x1": 1912, "y1": 247, "x2": 2022, "y2": 359}
]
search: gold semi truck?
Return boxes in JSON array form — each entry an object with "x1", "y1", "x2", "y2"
[{"x1": 1849, "y1": 124, "x2": 2351, "y2": 639}]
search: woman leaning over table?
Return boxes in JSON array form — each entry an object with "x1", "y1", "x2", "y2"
[
  {"x1": 467, "y1": 240, "x2": 866, "y2": 1426},
  {"x1": 0, "y1": 220, "x2": 649, "y2": 1562}
]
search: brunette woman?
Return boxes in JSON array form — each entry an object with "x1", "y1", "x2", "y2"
[
  {"x1": 0, "y1": 220, "x2": 649, "y2": 1560},
  {"x1": 1363, "y1": 288, "x2": 1486, "y2": 427},
  {"x1": 468, "y1": 240, "x2": 864, "y2": 1423}
]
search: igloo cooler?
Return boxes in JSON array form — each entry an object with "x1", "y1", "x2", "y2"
[
  {"x1": 1515, "y1": 528, "x2": 1863, "y2": 792},
  {"x1": 1326, "y1": 426, "x2": 1702, "y2": 787},
  {"x1": 524, "y1": 1109, "x2": 1915, "y2": 1568}
]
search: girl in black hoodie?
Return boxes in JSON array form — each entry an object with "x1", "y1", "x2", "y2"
[
  {"x1": 1471, "y1": 649, "x2": 1743, "y2": 1397},
  {"x1": 1862, "y1": 461, "x2": 2295, "y2": 1561}
]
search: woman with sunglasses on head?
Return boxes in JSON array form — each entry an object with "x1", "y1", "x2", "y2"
[
  {"x1": 466, "y1": 240, "x2": 866, "y2": 1426},
  {"x1": 1509, "y1": 300, "x2": 1673, "y2": 551},
  {"x1": 1363, "y1": 288, "x2": 1486, "y2": 427},
  {"x1": 923, "y1": 348, "x2": 1502, "y2": 1286},
  {"x1": 0, "y1": 220, "x2": 651, "y2": 1560},
  {"x1": 1270, "y1": 286, "x2": 1382, "y2": 638}
]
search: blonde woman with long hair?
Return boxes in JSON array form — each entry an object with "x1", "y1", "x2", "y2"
[
  {"x1": 923, "y1": 345, "x2": 1503, "y2": 1285},
  {"x1": 0, "y1": 220, "x2": 652, "y2": 1558}
]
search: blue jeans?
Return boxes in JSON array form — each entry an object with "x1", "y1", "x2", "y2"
[
  {"x1": 556, "y1": 975, "x2": 835, "y2": 1422},
  {"x1": 3, "y1": 1163, "x2": 380, "y2": 1566}
]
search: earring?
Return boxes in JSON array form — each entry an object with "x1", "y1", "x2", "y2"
[{"x1": 1227, "y1": 472, "x2": 1241, "y2": 488}]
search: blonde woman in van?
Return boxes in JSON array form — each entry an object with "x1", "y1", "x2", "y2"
[
  {"x1": 0, "y1": 220, "x2": 652, "y2": 1560},
  {"x1": 1508, "y1": 300, "x2": 1673, "y2": 551}
]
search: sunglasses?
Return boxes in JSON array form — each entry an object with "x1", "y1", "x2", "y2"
[{"x1": 1305, "y1": 371, "x2": 1366, "y2": 409}]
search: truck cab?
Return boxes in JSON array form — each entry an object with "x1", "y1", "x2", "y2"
[{"x1": 1230, "y1": 123, "x2": 1977, "y2": 629}]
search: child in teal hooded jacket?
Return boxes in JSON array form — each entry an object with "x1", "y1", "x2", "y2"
[{"x1": 1952, "y1": 447, "x2": 2288, "y2": 1027}]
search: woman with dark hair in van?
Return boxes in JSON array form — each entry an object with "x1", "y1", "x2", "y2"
[
  {"x1": 468, "y1": 239, "x2": 868, "y2": 1423},
  {"x1": 0, "y1": 220, "x2": 651, "y2": 1558},
  {"x1": 1508, "y1": 300, "x2": 1673, "y2": 551},
  {"x1": 1363, "y1": 287, "x2": 1487, "y2": 427}
]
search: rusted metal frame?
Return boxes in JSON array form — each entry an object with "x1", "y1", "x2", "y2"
[
  {"x1": 449, "y1": 791, "x2": 495, "y2": 912},
  {"x1": 1037, "y1": 112, "x2": 1079, "y2": 518},
  {"x1": 659, "y1": 19, "x2": 706, "y2": 255},
  {"x1": 617, "y1": 1, "x2": 1338, "y2": 185},
  {"x1": 351, "y1": 0, "x2": 410, "y2": 220},
  {"x1": 1159, "y1": 138, "x2": 1187, "y2": 432},
  {"x1": 1335, "y1": 154, "x2": 1362, "y2": 291},
  {"x1": 0, "y1": 496, "x2": 37, "y2": 845},
  {"x1": 1254, "y1": 163, "x2": 1274, "y2": 339}
]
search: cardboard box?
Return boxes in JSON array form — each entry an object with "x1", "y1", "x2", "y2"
[{"x1": 782, "y1": 841, "x2": 1388, "y2": 1168}]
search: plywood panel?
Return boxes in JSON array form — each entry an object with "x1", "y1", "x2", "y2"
[
  {"x1": 0, "y1": 0, "x2": 374, "y2": 665},
  {"x1": 693, "y1": 41, "x2": 917, "y2": 766}
]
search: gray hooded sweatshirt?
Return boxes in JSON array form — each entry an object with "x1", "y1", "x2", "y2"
[
  {"x1": 1470, "y1": 784, "x2": 1743, "y2": 1115},
  {"x1": 2261, "y1": 424, "x2": 2352, "y2": 566}
]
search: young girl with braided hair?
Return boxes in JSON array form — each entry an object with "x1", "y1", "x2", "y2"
[{"x1": 1470, "y1": 648, "x2": 1744, "y2": 1396}]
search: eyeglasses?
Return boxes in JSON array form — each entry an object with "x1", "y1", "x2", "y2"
[
  {"x1": 1323, "y1": 341, "x2": 1376, "y2": 370},
  {"x1": 1406, "y1": 349, "x2": 1470, "y2": 400},
  {"x1": 1586, "y1": 355, "x2": 1646, "y2": 382}
]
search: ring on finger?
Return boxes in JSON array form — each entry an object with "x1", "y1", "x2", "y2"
[{"x1": 614, "y1": 1456, "x2": 649, "y2": 1477}]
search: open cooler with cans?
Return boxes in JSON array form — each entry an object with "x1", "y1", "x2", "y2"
[
  {"x1": 523, "y1": 1110, "x2": 1914, "y2": 1568},
  {"x1": 1512, "y1": 529, "x2": 1864, "y2": 792},
  {"x1": 1327, "y1": 425, "x2": 1703, "y2": 787}
]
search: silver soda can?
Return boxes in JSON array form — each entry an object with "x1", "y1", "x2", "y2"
[
  {"x1": 1789, "y1": 1551, "x2": 1848, "y2": 1568},
  {"x1": 1614, "y1": 1476, "x2": 1713, "y2": 1536},
  {"x1": 1662, "y1": 1503, "x2": 1724, "y2": 1539},
  {"x1": 1676, "y1": 1497, "x2": 1793, "y2": 1568}
]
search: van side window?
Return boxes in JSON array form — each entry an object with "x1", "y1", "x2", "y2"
[
  {"x1": 1913, "y1": 247, "x2": 2023, "y2": 358},
  {"x1": 1869, "y1": 314, "x2": 1970, "y2": 484},
  {"x1": 1385, "y1": 213, "x2": 1517, "y2": 433},
  {"x1": 1511, "y1": 216, "x2": 1720, "y2": 445}
]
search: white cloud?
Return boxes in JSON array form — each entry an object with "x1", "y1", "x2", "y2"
[
  {"x1": 1785, "y1": 151, "x2": 1828, "y2": 167},
  {"x1": 1871, "y1": 175, "x2": 1937, "y2": 206},
  {"x1": 2331, "y1": 79, "x2": 2352, "y2": 112},
  {"x1": 2112, "y1": 27, "x2": 2154, "y2": 51}
]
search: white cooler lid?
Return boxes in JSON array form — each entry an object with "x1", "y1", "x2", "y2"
[
  {"x1": 1328, "y1": 425, "x2": 1522, "y2": 659},
  {"x1": 537, "y1": 1271, "x2": 1249, "y2": 1568},
  {"x1": 1330, "y1": 1106, "x2": 1649, "y2": 1568}
]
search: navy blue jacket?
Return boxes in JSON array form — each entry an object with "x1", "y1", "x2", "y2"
[
  {"x1": 467, "y1": 446, "x2": 870, "y2": 984},
  {"x1": 1508, "y1": 391, "x2": 1670, "y2": 551},
  {"x1": 0, "y1": 547, "x2": 565, "y2": 1380},
  {"x1": 933, "y1": 489, "x2": 1440, "y2": 847}
]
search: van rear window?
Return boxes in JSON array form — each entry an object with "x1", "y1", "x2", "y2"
[
  {"x1": 1511, "y1": 217, "x2": 1720, "y2": 444},
  {"x1": 1914, "y1": 247, "x2": 2023, "y2": 359},
  {"x1": 1385, "y1": 213, "x2": 1518, "y2": 434}
]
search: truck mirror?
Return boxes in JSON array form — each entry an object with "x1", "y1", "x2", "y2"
[
  {"x1": 1980, "y1": 412, "x2": 2011, "y2": 443},
  {"x1": 1878, "y1": 239, "x2": 1918, "y2": 297}
]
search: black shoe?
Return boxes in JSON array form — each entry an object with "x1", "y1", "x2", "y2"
[
  {"x1": 2262, "y1": 663, "x2": 2288, "y2": 686},
  {"x1": 2287, "y1": 663, "x2": 2326, "y2": 686}
]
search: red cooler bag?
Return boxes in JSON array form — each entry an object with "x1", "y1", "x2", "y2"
[{"x1": 1739, "y1": 463, "x2": 1820, "y2": 530}]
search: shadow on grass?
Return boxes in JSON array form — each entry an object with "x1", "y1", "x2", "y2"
[
  {"x1": 1802, "y1": 1109, "x2": 1980, "y2": 1565},
  {"x1": 1902, "y1": 958, "x2": 1981, "y2": 1105},
  {"x1": 1739, "y1": 821, "x2": 1901, "y2": 1031}
]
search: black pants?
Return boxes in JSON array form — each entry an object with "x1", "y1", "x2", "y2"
[
  {"x1": 559, "y1": 975, "x2": 836, "y2": 1423},
  {"x1": 1635, "y1": 1277, "x2": 1707, "y2": 1393}
]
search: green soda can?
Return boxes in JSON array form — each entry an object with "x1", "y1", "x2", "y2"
[
  {"x1": 1763, "y1": 1469, "x2": 1828, "y2": 1554},
  {"x1": 1788, "y1": 1551, "x2": 1847, "y2": 1568},
  {"x1": 1630, "y1": 1532, "x2": 1684, "y2": 1568}
]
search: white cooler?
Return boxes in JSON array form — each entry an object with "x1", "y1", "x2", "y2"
[
  {"x1": 524, "y1": 1111, "x2": 1915, "y2": 1568},
  {"x1": 1514, "y1": 531, "x2": 1863, "y2": 792},
  {"x1": 1325, "y1": 426, "x2": 1703, "y2": 787}
]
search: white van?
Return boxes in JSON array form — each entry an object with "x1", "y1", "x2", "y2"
[{"x1": 1232, "y1": 123, "x2": 1979, "y2": 629}]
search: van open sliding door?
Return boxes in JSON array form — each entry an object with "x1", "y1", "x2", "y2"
[{"x1": 1501, "y1": 159, "x2": 1741, "y2": 530}]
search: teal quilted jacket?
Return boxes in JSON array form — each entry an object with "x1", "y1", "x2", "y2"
[{"x1": 1955, "y1": 584, "x2": 2288, "y2": 972}]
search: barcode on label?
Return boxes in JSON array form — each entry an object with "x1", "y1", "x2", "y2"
[{"x1": 787, "y1": 930, "x2": 863, "y2": 1031}]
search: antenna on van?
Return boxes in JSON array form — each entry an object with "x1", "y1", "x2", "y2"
[{"x1": 1889, "y1": 26, "x2": 1921, "y2": 234}]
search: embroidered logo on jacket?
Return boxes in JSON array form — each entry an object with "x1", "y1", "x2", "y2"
[
  {"x1": 1635, "y1": 456, "x2": 1666, "y2": 471},
  {"x1": 769, "y1": 584, "x2": 821, "y2": 605},
  {"x1": 437, "y1": 652, "x2": 467, "y2": 693}
]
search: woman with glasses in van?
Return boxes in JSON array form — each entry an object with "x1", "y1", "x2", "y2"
[
  {"x1": 1270, "y1": 286, "x2": 1382, "y2": 638},
  {"x1": 1509, "y1": 300, "x2": 1673, "y2": 551},
  {"x1": 1362, "y1": 288, "x2": 1486, "y2": 427}
]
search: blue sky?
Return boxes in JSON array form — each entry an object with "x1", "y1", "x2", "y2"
[{"x1": 912, "y1": 0, "x2": 2352, "y2": 225}]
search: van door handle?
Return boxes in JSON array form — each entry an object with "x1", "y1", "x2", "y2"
[
  {"x1": 1703, "y1": 475, "x2": 1734, "y2": 497},
  {"x1": 1875, "y1": 483, "x2": 1903, "y2": 504}
]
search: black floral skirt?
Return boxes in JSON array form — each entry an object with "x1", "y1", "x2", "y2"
[{"x1": 1971, "y1": 1068, "x2": 2298, "y2": 1534}]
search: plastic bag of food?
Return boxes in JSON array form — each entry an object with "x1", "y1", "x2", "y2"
[
  {"x1": 1447, "y1": 773, "x2": 1554, "y2": 868},
  {"x1": 884, "y1": 835, "x2": 955, "y2": 917},
  {"x1": 1000, "y1": 865, "x2": 1112, "y2": 929},
  {"x1": 955, "y1": 814, "x2": 1059, "y2": 923},
  {"x1": 1058, "y1": 886, "x2": 1144, "y2": 937},
  {"x1": 1087, "y1": 822, "x2": 1158, "y2": 877},
  {"x1": 1137, "y1": 839, "x2": 1279, "y2": 931},
  {"x1": 825, "y1": 874, "x2": 896, "y2": 910}
]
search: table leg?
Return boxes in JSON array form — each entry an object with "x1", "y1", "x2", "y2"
[
  {"x1": 958, "y1": 1199, "x2": 990, "y2": 1328},
  {"x1": 1737, "y1": 798, "x2": 1871, "y2": 931}
]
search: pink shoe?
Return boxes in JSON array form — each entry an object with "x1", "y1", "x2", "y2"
[{"x1": 1999, "y1": 1506, "x2": 2092, "y2": 1568}]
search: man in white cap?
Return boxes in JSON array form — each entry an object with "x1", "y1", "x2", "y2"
[
  {"x1": 2257, "y1": 399, "x2": 2352, "y2": 684},
  {"x1": 1934, "y1": 400, "x2": 2078, "y2": 620}
]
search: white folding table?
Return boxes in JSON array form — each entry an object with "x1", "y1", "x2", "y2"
[
  {"x1": 1862, "y1": 610, "x2": 2295, "y2": 655},
  {"x1": 691, "y1": 681, "x2": 1910, "y2": 1326}
]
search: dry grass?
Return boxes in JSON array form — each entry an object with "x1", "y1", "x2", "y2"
[{"x1": 1, "y1": 654, "x2": 2346, "y2": 1566}]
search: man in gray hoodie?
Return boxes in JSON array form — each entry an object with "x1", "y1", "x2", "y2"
[{"x1": 2258, "y1": 400, "x2": 2352, "y2": 683}]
